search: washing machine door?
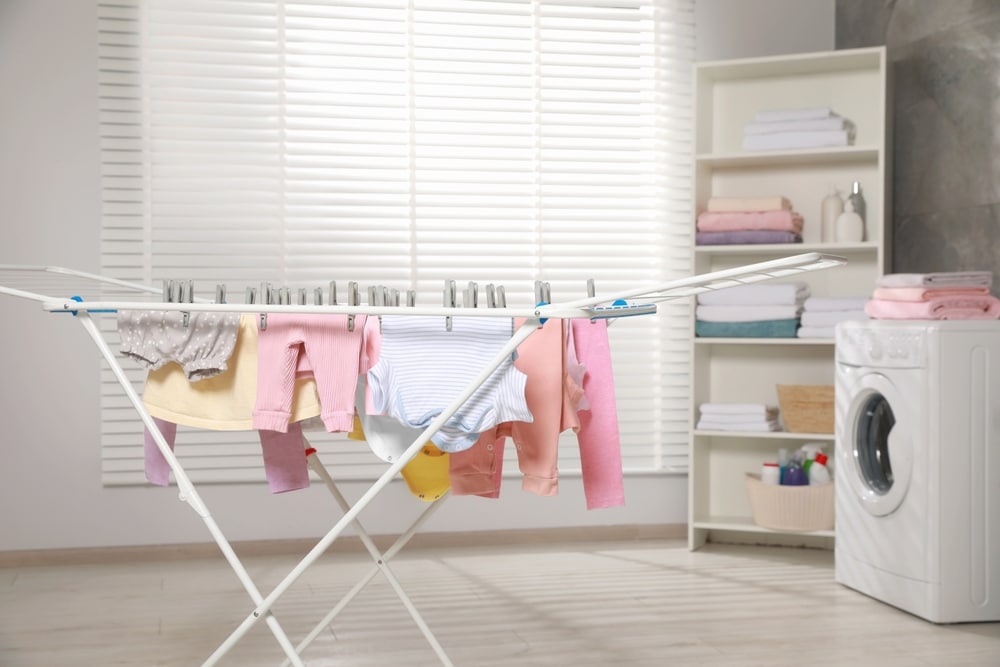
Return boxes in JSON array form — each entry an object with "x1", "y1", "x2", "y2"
[{"x1": 840, "y1": 371, "x2": 914, "y2": 517}]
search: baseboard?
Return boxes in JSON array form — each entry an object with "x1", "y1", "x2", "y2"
[{"x1": 0, "y1": 524, "x2": 686, "y2": 568}]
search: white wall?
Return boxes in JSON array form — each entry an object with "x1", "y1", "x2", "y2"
[
  {"x1": 696, "y1": 0, "x2": 835, "y2": 61},
  {"x1": 0, "y1": 0, "x2": 833, "y2": 551}
]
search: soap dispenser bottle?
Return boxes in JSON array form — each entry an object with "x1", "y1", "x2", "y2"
[
  {"x1": 820, "y1": 185, "x2": 843, "y2": 243},
  {"x1": 834, "y1": 198, "x2": 865, "y2": 243},
  {"x1": 847, "y1": 181, "x2": 866, "y2": 225}
]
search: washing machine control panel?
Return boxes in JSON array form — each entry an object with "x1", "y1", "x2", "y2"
[{"x1": 836, "y1": 323, "x2": 928, "y2": 368}]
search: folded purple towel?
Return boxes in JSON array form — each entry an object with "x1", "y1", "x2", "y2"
[{"x1": 696, "y1": 230, "x2": 803, "y2": 245}]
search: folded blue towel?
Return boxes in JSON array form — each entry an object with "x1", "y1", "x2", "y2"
[{"x1": 695, "y1": 318, "x2": 799, "y2": 338}]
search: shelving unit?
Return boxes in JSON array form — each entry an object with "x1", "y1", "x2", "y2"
[{"x1": 688, "y1": 46, "x2": 891, "y2": 550}]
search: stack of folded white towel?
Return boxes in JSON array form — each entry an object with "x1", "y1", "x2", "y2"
[
  {"x1": 742, "y1": 107, "x2": 856, "y2": 151},
  {"x1": 695, "y1": 282, "x2": 810, "y2": 338},
  {"x1": 697, "y1": 403, "x2": 781, "y2": 432},
  {"x1": 797, "y1": 296, "x2": 871, "y2": 338}
]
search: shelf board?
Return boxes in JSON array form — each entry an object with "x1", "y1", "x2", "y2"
[
  {"x1": 693, "y1": 337, "x2": 834, "y2": 346},
  {"x1": 691, "y1": 515, "x2": 835, "y2": 538},
  {"x1": 696, "y1": 145, "x2": 879, "y2": 168},
  {"x1": 694, "y1": 241, "x2": 876, "y2": 256},
  {"x1": 693, "y1": 430, "x2": 835, "y2": 440}
]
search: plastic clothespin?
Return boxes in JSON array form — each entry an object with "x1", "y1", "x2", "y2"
[
  {"x1": 466, "y1": 281, "x2": 478, "y2": 309},
  {"x1": 314, "y1": 286, "x2": 323, "y2": 306},
  {"x1": 259, "y1": 281, "x2": 271, "y2": 331},
  {"x1": 245, "y1": 286, "x2": 256, "y2": 305},
  {"x1": 347, "y1": 281, "x2": 359, "y2": 332},
  {"x1": 406, "y1": 289, "x2": 416, "y2": 307},
  {"x1": 444, "y1": 279, "x2": 456, "y2": 331},
  {"x1": 216, "y1": 283, "x2": 227, "y2": 304},
  {"x1": 178, "y1": 280, "x2": 192, "y2": 327},
  {"x1": 485, "y1": 283, "x2": 496, "y2": 309},
  {"x1": 587, "y1": 278, "x2": 596, "y2": 299},
  {"x1": 496, "y1": 285, "x2": 507, "y2": 309}
]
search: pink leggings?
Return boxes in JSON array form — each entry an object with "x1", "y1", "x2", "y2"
[{"x1": 253, "y1": 313, "x2": 367, "y2": 434}]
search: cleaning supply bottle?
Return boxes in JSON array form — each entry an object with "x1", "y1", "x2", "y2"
[
  {"x1": 777, "y1": 448, "x2": 790, "y2": 484},
  {"x1": 782, "y1": 454, "x2": 808, "y2": 486},
  {"x1": 809, "y1": 452, "x2": 832, "y2": 484},
  {"x1": 834, "y1": 198, "x2": 865, "y2": 242},
  {"x1": 820, "y1": 184, "x2": 843, "y2": 243}
]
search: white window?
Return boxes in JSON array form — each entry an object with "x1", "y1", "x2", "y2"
[{"x1": 97, "y1": 0, "x2": 694, "y2": 485}]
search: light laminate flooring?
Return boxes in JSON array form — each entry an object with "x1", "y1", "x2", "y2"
[{"x1": 2, "y1": 538, "x2": 999, "y2": 666}]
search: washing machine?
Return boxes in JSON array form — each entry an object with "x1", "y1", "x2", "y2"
[{"x1": 834, "y1": 319, "x2": 1000, "y2": 623}]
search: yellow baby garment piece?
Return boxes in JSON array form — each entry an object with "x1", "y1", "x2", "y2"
[
  {"x1": 401, "y1": 444, "x2": 451, "y2": 502},
  {"x1": 142, "y1": 313, "x2": 323, "y2": 430}
]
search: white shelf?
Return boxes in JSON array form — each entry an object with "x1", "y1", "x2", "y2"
[{"x1": 688, "y1": 46, "x2": 890, "y2": 551}]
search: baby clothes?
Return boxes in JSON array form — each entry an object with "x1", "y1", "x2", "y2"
[
  {"x1": 366, "y1": 315, "x2": 532, "y2": 453},
  {"x1": 448, "y1": 318, "x2": 581, "y2": 497},
  {"x1": 141, "y1": 313, "x2": 323, "y2": 493},
  {"x1": 571, "y1": 318, "x2": 625, "y2": 509},
  {"x1": 253, "y1": 313, "x2": 367, "y2": 434},
  {"x1": 118, "y1": 310, "x2": 240, "y2": 381}
]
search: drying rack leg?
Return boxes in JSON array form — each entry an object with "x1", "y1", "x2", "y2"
[
  {"x1": 74, "y1": 312, "x2": 307, "y2": 667},
  {"x1": 210, "y1": 318, "x2": 543, "y2": 664},
  {"x1": 278, "y1": 448, "x2": 452, "y2": 667}
]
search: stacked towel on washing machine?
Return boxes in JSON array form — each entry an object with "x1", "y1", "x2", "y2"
[
  {"x1": 695, "y1": 282, "x2": 808, "y2": 338},
  {"x1": 865, "y1": 272, "x2": 1000, "y2": 320}
]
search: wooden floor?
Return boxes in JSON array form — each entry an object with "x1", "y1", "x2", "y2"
[{"x1": 1, "y1": 536, "x2": 999, "y2": 666}]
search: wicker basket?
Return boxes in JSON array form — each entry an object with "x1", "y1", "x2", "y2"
[
  {"x1": 745, "y1": 473, "x2": 834, "y2": 532},
  {"x1": 776, "y1": 384, "x2": 835, "y2": 434}
]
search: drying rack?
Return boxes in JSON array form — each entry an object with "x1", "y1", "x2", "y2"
[{"x1": 0, "y1": 252, "x2": 845, "y2": 666}]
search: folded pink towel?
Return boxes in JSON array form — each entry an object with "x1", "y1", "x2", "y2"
[
  {"x1": 876, "y1": 272, "x2": 993, "y2": 288},
  {"x1": 865, "y1": 296, "x2": 1000, "y2": 320},
  {"x1": 706, "y1": 196, "x2": 792, "y2": 213},
  {"x1": 872, "y1": 286, "x2": 992, "y2": 302},
  {"x1": 696, "y1": 210, "x2": 803, "y2": 233}
]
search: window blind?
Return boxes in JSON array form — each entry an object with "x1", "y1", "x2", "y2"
[{"x1": 97, "y1": 0, "x2": 694, "y2": 486}]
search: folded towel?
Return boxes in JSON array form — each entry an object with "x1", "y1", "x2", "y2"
[
  {"x1": 696, "y1": 304, "x2": 802, "y2": 323},
  {"x1": 697, "y1": 282, "x2": 810, "y2": 306},
  {"x1": 696, "y1": 210, "x2": 803, "y2": 233},
  {"x1": 706, "y1": 196, "x2": 792, "y2": 213},
  {"x1": 803, "y1": 296, "x2": 871, "y2": 312},
  {"x1": 876, "y1": 272, "x2": 993, "y2": 289},
  {"x1": 743, "y1": 116, "x2": 855, "y2": 135},
  {"x1": 865, "y1": 295, "x2": 1000, "y2": 320},
  {"x1": 752, "y1": 107, "x2": 834, "y2": 123},
  {"x1": 699, "y1": 403, "x2": 778, "y2": 417},
  {"x1": 697, "y1": 412, "x2": 779, "y2": 425},
  {"x1": 695, "y1": 318, "x2": 799, "y2": 338},
  {"x1": 696, "y1": 230, "x2": 802, "y2": 245},
  {"x1": 742, "y1": 129, "x2": 853, "y2": 151},
  {"x1": 872, "y1": 286, "x2": 992, "y2": 302},
  {"x1": 696, "y1": 417, "x2": 782, "y2": 432},
  {"x1": 800, "y1": 310, "x2": 869, "y2": 327},
  {"x1": 796, "y1": 326, "x2": 836, "y2": 339}
]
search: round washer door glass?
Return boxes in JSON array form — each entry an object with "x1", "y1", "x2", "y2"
[
  {"x1": 855, "y1": 392, "x2": 895, "y2": 494},
  {"x1": 842, "y1": 371, "x2": 913, "y2": 517}
]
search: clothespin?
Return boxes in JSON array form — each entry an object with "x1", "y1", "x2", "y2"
[
  {"x1": 587, "y1": 278, "x2": 596, "y2": 299},
  {"x1": 389, "y1": 287, "x2": 400, "y2": 307},
  {"x1": 178, "y1": 280, "x2": 192, "y2": 327},
  {"x1": 486, "y1": 283, "x2": 496, "y2": 309},
  {"x1": 328, "y1": 280, "x2": 337, "y2": 306},
  {"x1": 297, "y1": 288, "x2": 307, "y2": 306},
  {"x1": 465, "y1": 281, "x2": 478, "y2": 309},
  {"x1": 162, "y1": 279, "x2": 173, "y2": 303},
  {"x1": 216, "y1": 283, "x2": 227, "y2": 304},
  {"x1": 406, "y1": 289, "x2": 416, "y2": 307},
  {"x1": 347, "y1": 281, "x2": 359, "y2": 332},
  {"x1": 497, "y1": 285, "x2": 507, "y2": 308},
  {"x1": 443, "y1": 280, "x2": 456, "y2": 331},
  {"x1": 245, "y1": 286, "x2": 257, "y2": 305},
  {"x1": 259, "y1": 281, "x2": 271, "y2": 330},
  {"x1": 313, "y1": 286, "x2": 323, "y2": 305}
]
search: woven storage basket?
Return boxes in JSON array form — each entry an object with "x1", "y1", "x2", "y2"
[
  {"x1": 745, "y1": 473, "x2": 834, "y2": 532},
  {"x1": 776, "y1": 384, "x2": 835, "y2": 434}
]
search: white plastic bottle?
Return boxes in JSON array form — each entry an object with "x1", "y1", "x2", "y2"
[
  {"x1": 834, "y1": 198, "x2": 865, "y2": 243},
  {"x1": 809, "y1": 452, "x2": 832, "y2": 484},
  {"x1": 820, "y1": 185, "x2": 843, "y2": 243}
]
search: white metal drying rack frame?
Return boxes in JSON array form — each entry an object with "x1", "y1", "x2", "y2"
[{"x1": 0, "y1": 252, "x2": 845, "y2": 666}]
